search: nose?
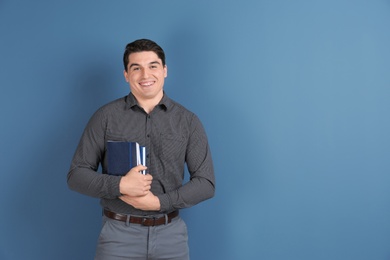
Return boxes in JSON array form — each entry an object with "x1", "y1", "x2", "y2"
[{"x1": 141, "y1": 68, "x2": 149, "y2": 78}]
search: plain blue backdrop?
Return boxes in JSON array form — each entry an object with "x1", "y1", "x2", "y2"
[{"x1": 1, "y1": 0, "x2": 390, "y2": 259}]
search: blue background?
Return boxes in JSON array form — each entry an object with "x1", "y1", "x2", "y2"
[{"x1": 1, "y1": 0, "x2": 390, "y2": 259}]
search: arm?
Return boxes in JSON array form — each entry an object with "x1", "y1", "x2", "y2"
[
  {"x1": 157, "y1": 115, "x2": 216, "y2": 212},
  {"x1": 67, "y1": 108, "x2": 122, "y2": 198}
]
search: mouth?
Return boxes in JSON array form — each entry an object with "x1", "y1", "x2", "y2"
[{"x1": 139, "y1": 81, "x2": 155, "y2": 87}]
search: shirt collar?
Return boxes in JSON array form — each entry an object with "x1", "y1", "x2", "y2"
[{"x1": 125, "y1": 92, "x2": 172, "y2": 111}]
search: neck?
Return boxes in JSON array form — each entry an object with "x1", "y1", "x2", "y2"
[
  {"x1": 135, "y1": 93, "x2": 163, "y2": 114},
  {"x1": 140, "y1": 100, "x2": 158, "y2": 114}
]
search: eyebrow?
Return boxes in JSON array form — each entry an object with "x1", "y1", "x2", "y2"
[{"x1": 129, "y1": 61, "x2": 161, "y2": 69}]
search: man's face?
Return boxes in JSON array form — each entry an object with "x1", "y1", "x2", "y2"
[{"x1": 124, "y1": 51, "x2": 167, "y2": 104}]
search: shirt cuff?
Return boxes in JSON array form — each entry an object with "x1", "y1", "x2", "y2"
[
  {"x1": 157, "y1": 193, "x2": 171, "y2": 212},
  {"x1": 108, "y1": 175, "x2": 122, "y2": 198}
]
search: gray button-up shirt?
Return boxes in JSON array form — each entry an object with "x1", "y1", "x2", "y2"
[{"x1": 68, "y1": 93, "x2": 215, "y2": 215}]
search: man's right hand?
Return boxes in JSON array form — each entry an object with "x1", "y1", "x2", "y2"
[{"x1": 119, "y1": 165, "x2": 152, "y2": 197}]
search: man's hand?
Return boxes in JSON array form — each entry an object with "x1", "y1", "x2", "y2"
[
  {"x1": 119, "y1": 165, "x2": 152, "y2": 197},
  {"x1": 120, "y1": 192, "x2": 161, "y2": 211}
]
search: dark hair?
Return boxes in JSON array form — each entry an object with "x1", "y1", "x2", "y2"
[{"x1": 123, "y1": 39, "x2": 166, "y2": 71}]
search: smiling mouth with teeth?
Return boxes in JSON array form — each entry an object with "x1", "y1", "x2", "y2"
[{"x1": 140, "y1": 81, "x2": 154, "y2": 87}]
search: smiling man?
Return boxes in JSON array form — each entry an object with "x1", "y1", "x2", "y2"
[
  {"x1": 124, "y1": 51, "x2": 167, "y2": 113},
  {"x1": 67, "y1": 39, "x2": 215, "y2": 260}
]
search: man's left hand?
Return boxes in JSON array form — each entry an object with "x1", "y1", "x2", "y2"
[{"x1": 120, "y1": 192, "x2": 161, "y2": 211}]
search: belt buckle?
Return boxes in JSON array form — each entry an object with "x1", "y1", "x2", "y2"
[{"x1": 142, "y1": 216, "x2": 156, "y2": 226}]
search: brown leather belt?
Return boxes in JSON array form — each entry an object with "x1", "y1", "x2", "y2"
[{"x1": 103, "y1": 209, "x2": 179, "y2": 226}]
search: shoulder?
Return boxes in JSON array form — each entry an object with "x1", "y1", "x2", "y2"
[
  {"x1": 165, "y1": 96, "x2": 195, "y2": 117},
  {"x1": 92, "y1": 96, "x2": 128, "y2": 116},
  {"x1": 87, "y1": 96, "x2": 128, "y2": 124},
  {"x1": 165, "y1": 97, "x2": 205, "y2": 130},
  {"x1": 99, "y1": 96, "x2": 127, "y2": 112}
]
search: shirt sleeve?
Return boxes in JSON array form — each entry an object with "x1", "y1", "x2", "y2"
[
  {"x1": 67, "y1": 107, "x2": 122, "y2": 199},
  {"x1": 157, "y1": 114, "x2": 216, "y2": 212}
]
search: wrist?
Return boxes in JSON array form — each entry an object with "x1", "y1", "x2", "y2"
[
  {"x1": 154, "y1": 195, "x2": 161, "y2": 211},
  {"x1": 118, "y1": 176, "x2": 125, "y2": 196}
]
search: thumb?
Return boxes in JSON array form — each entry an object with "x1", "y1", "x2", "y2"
[{"x1": 134, "y1": 164, "x2": 147, "y2": 172}]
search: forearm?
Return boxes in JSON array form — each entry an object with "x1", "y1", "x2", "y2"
[
  {"x1": 67, "y1": 166, "x2": 122, "y2": 199},
  {"x1": 158, "y1": 176, "x2": 215, "y2": 212}
]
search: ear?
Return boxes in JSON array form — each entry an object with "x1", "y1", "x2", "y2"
[
  {"x1": 123, "y1": 70, "x2": 129, "y2": 82},
  {"x1": 164, "y1": 65, "x2": 168, "y2": 78}
]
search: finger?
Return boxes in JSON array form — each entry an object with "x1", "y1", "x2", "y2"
[
  {"x1": 144, "y1": 174, "x2": 153, "y2": 181},
  {"x1": 124, "y1": 165, "x2": 146, "y2": 176},
  {"x1": 133, "y1": 164, "x2": 147, "y2": 171}
]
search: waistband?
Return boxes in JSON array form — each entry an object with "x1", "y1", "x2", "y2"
[{"x1": 103, "y1": 209, "x2": 179, "y2": 226}]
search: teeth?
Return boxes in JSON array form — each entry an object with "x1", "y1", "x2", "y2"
[{"x1": 140, "y1": 82, "x2": 153, "y2": 86}]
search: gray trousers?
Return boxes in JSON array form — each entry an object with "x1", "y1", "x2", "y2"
[{"x1": 95, "y1": 215, "x2": 189, "y2": 260}]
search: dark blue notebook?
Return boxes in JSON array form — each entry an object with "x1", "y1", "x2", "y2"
[{"x1": 106, "y1": 141, "x2": 146, "y2": 176}]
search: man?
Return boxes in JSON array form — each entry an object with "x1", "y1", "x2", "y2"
[{"x1": 67, "y1": 39, "x2": 215, "y2": 260}]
